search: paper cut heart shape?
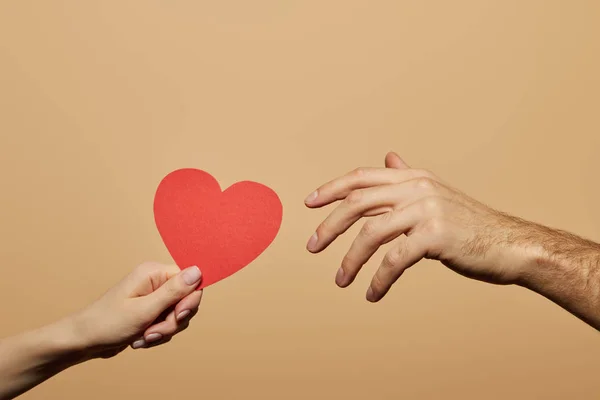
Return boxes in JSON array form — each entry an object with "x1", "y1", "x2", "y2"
[{"x1": 153, "y1": 169, "x2": 283, "y2": 289}]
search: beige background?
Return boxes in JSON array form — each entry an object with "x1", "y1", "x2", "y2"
[{"x1": 1, "y1": 1, "x2": 599, "y2": 399}]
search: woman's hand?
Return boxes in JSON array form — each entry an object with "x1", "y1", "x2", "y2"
[
  {"x1": 0, "y1": 262, "x2": 203, "y2": 399},
  {"x1": 73, "y1": 262, "x2": 203, "y2": 357}
]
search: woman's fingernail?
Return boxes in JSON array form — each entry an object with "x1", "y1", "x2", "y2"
[
  {"x1": 132, "y1": 339, "x2": 146, "y2": 349},
  {"x1": 335, "y1": 267, "x2": 345, "y2": 286},
  {"x1": 366, "y1": 287, "x2": 376, "y2": 302},
  {"x1": 306, "y1": 232, "x2": 318, "y2": 252},
  {"x1": 145, "y1": 333, "x2": 163, "y2": 343},
  {"x1": 177, "y1": 310, "x2": 191, "y2": 321},
  {"x1": 304, "y1": 191, "x2": 318, "y2": 204},
  {"x1": 182, "y1": 266, "x2": 202, "y2": 285}
]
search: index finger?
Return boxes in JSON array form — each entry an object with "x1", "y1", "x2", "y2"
[{"x1": 304, "y1": 167, "x2": 434, "y2": 208}]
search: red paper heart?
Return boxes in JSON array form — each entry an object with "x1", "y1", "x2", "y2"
[{"x1": 153, "y1": 169, "x2": 283, "y2": 289}]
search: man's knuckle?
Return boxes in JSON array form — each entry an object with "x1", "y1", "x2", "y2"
[
  {"x1": 361, "y1": 220, "x2": 379, "y2": 238},
  {"x1": 340, "y1": 255, "x2": 355, "y2": 272},
  {"x1": 345, "y1": 189, "x2": 363, "y2": 205},
  {"x1": 415, "y1": 177, "x2": 436, "y2": 191},
  {"x1": 352, "y1": 167, "x2": 366, "y2": 178},
  {"x1": 425, "y1": 196, "x2": 443, "y2": 212},
  {"x1": 383, "y1": 250, "x2": 402, "y2": 268},
  {"x1": 421, "y1": 169, "x2": 437, "y2": 179},
  {"x1": 380, "y1": 209, "x2": 396, "y2": 224},
  {"x1": 425, "y1": 218, "x2": 446, "y2": 236},
  {"x1": 316, "y1": 221, "x2": 331, "y2": 237},
  {"x1": 371, "y1": 274, "x2": 386, "y2": 293}
]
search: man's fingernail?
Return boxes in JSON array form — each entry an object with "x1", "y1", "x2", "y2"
[
  {"x1": 307, "y1": 232, "x2": 318, "y2": 252},
  {"x1": 177, "y1": 310, "x2": 191, "y2": 321},
  {"x1": 335, "y1": 267, "x2": 345, "y2": 286},
  {"x1": 132, "y1": 339, "x2": 146, "y2": 349},
  {"x1": 182, "y1": 266, "x2": 201, "y2": 285},
  {"x1": 145, "y1": 333, "x2": 163, "y2": 343},
  {"x1": 366, "y1": 287, "x2": 376, "y2": 302},
  {"x1": 304, "y1": 191, "x2": 318, "y2": 204}
]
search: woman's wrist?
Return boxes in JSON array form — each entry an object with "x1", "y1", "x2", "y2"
[
  {"x1": 29, "y1": 316, "x2": 93, "y2": 371},
  {"x1": 0, "y1": 317, "x2": 93, "y2": 400}
]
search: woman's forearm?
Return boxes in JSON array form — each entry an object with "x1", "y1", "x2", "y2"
[
  {"x1": 0, "y1": 317, "x2": 88, "y2": 400},
  {"x1": 0, "y1": 263, "x2": 203, "y2": 399}
]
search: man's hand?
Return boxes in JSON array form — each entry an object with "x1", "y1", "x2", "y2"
[{"x1": 304, "y1": 152, "x2": 600, "y2": 329}]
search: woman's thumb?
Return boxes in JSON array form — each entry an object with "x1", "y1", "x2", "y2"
[{"x1": 143, "y1": 266, "x2": 202, "y2": 316}]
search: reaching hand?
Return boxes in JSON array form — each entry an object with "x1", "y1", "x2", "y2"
[{"x1": 305, "y1": 152, "x2": 541, "y2": 302}]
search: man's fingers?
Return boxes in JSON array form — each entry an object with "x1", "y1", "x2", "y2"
[
  {"x1": 304, "y1": 167, "x2": 434, "y2": 208},
  {"x1": 307, "y1": 184, "x2": 402, "y2": 253},
  {"x1": 336, "y1": 202, "x2": 425, "y2": 288},
  {"x1": 307, "y1": 179, "x2": 446, "y2": 253},
  {"x1": 366, "y1": 234, "x2": 428, "y2": 302},
  {"x1": 141, "y1": 266, "x2": 202, "y2": 321}
]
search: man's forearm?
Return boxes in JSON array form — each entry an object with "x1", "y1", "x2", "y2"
[
  {"x1": 518, "y1": 226, "x2": 600, "y2": 330},
  {"x1": 0, "y1": 317, "x2": 88, "y2": 400}
]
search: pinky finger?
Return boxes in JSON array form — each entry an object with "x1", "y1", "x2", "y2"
[
  {"x1": 131, "y1": 336, "x2": 146, "y2": 349},
  {"x1": 366, "y1": 234, "x2": 428, "y2": 303},
  {"x1": 141, "y1": 336, "x2": 173, "y2": 349}
]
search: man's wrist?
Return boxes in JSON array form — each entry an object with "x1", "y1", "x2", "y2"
[
  {"x1": 512, "y1": 226, "x2": 600, "y2": 299},
  {"x1": 514, "y1": 241, "x2": 554, "y2": 290},
  {"x1": 493, "y1": 217, "x2": 572, "y2": 289}
]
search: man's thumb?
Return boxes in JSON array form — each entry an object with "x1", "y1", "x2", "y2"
[
  {"x1": 144, "y1": 266, "x2": 202, "y2": 314},
  {"x1": 385, "y1": 151, "x2": 410, "y2": 169}
]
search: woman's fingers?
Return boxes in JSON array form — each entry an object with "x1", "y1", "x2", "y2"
[
  {"x1": 174, "y1": 289, "x2": 203, "y2": 322},
  {"x1": 131, "y1": 313, "x2": 193, "y2": 350},
  {"x1": 139, "y1": 336, "x2": 173, "y2": 350},
  {"x1": 130, "y1": 290, "x2": 202, "y2": 350},
  {"x1": 143, "y1": 306, "x2": 197, "y2": 341}
]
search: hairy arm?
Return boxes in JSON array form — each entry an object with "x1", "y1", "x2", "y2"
[
  {"x1": 517, "y1": 224, "x2": 600, "y2": 329},
  {"x1": 305, "y1": 152, "x2": 600, "y2": 331}
]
